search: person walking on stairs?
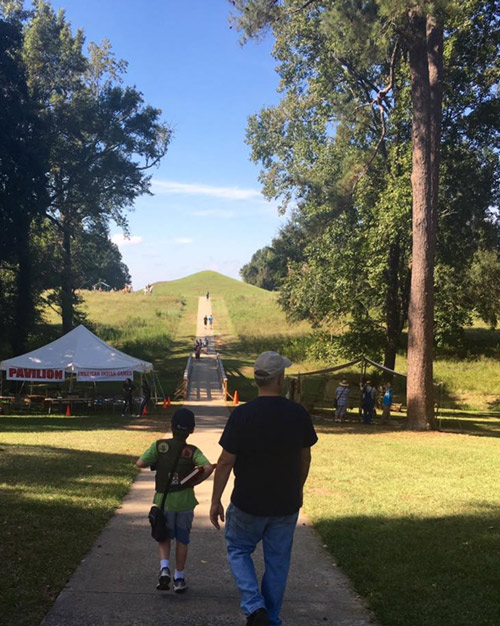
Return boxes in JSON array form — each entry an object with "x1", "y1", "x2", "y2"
[{"x1": 210, "y1": 352, "x2": 318, "y2": 626}]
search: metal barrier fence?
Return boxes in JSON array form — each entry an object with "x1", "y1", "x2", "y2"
[
  {"x1": 216, "y1": 353, "x2": 228, "y2": 400},
  {"x1": 176, "y1": 355, "x2": 193, "y2": 400}
]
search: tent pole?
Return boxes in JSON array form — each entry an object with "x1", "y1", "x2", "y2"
[
  {"x1": 152, "y1": 371, "x2": 158, "y2": 406},
  {"x1": 154, "y1": 370, "x2": 165, "y2": 403},
  {"x1": 139, "y1": 372, "x2": 143, "y2": 415}
]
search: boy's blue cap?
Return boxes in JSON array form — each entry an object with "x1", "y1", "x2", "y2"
[{"x1": 171, "y1": 408, "x2": 195, "y2": 431}]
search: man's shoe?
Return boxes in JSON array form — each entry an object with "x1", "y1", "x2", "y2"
[
  {"x1": 156, "y1": 567, "x2": 170, "y2": 591},
  {"x1": 173, "y1": 577, "x2": 188, "y2": 593},
  {"x1": 246, "y1": 608, "x2": 269, "y2": 626}
]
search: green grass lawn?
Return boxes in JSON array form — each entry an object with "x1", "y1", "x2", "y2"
[
  {"x1": 2, "y1": 271, "x2": 500, "y2": 626},
  {"x1": 305, "y1": 422, "x2": 500, "y2": 626},
  {"x1": 0, "y1": 411, "x2": 174, "y2": 626},
  {"x1": 160, "y1": 272, "x2": 500, "y2": 414},
  {"x1": 24, "y1": 271, "x2": 500, "y2": 413},
  {"x1": 38, "y1": 288, "x2": 197, "y2": 399}
]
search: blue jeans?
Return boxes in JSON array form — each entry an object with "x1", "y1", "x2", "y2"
[
  {"x1": 225, "y1": 503, "x2": 299, "y2": 626},
  {"x1": 139, "y1": 395, "x2": 150, "y2": 416},
  {"x1": 363, "y1": 402, "x2": 374, "y2": 424}
]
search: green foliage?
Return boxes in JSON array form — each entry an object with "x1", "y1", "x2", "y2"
[
  {"x1": 0, "y1": 0, "x2": 171, "y2": 348},
  {"x1": 469, "y1": 249, "x2": 500, "y2": 328},
  {"x1": 240, "y1": 246, "x2": 279, "y2": 289},
  {"x1": 21, "y1": 1, "x2": 171, "y2": 330},
  {"x1": 72, "y1": 225, "x2": 131, "y2": 290},
  {"x1": 233, "y1": 0, "x2": 500, "y2": 365},
  {"x1": 0, "y1": 12, "x2": 48, "y2": 352}
]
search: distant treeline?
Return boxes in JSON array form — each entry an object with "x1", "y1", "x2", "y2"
[{"x1": 0, "y1": 1, "x2": 171, "y2": 355}]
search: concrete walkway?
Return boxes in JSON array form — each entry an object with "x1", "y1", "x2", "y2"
[{"x1": 41, "y1": 296, "x2": 375, "y2": 626}]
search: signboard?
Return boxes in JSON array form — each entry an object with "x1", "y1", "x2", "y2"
[
  {"x1": 76, "y1": 369, "x2": 133, "y2": 382},
  {"x1": 7, "y1": 367, "x2": 65, "y2": 382}
]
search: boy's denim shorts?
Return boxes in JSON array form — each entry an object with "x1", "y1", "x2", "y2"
[{"x1": 164, "y1": 510, "x2": 194, "y2": 544}]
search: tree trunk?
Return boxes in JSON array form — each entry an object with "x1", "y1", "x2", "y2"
[
  {"x1": 12, "y1": 215, "x2": 34, "y2": 355},
  {"x1": 426, "y1": 14, "x2": 443, "y2": 429},
  {"x1": 61, "y1": 219, "x2": 74, "y2": 333},
  {"x1": 406, "y1": 13, "x2": 435, "y2": 430}
]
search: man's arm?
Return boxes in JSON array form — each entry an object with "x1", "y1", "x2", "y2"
[
  {"x1": 209, "y1": 449, "x2": 236, "y2": 529},
  {"x1": 299, "y1": 447, "x2": 312, "y2": 507},
  {"x1": 136, "y1": 458, "x2": 148, "y2": 468}
]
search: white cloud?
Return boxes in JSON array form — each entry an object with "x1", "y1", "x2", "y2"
[
  {"x1": 192, "y1": 209, "x2": 235, "y2": 218},
  {"x1": 151, "y1": 179, "x2": 262, "y2": 200},
  {"x1": 173, "y1": 237, "x2": 193, "y2": 245},
  {"x1": 111, "y1": 234, "x2": 143, "y2": 246}
]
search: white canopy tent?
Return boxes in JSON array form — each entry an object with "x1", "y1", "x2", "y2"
[{"x1": 0, "y1": 324, "x2": 152, "y2": 383}]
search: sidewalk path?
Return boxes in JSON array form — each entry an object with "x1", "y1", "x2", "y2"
[{"x1": 41, "y1": 296, "x2": 375, "y2": 626}]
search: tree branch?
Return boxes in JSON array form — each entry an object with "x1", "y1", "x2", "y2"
[{"x1": 351, "y1": 39, "x2": 400, "y2": 192}]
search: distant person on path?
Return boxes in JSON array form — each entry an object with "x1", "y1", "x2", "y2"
[
  {"x1": 206, "y1": 291, "x2": 210, "y2": 300},
  {"x1": 210, "y1": 351, "x2": 318, "y2": 626},
  {"x1": 361, "y1": 380, "x2": 376, "y2": 424},
  {"x1": 380, "y1": 382, "x2": 393, "y2": 425},
  {"x1": 136, "y1": 409, "x2": 213, "y2": 594},
  {"x1": 139, "y1": 378, "x2": 151, "y2": 417},
  {"x1": 203, "y1": 315, "x2": 208, "y2": 328},
  {"x1": 122, "y1": 378, "x2": 135, "y2": 417},
  {"x1": 334, "y1": 379, "x2": 350, "y2": 423},
  {"x1": 208, "y1": 314, "x2": 213, "y2": 329}
]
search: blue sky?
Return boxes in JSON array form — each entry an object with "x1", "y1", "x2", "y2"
[{"x1": 50, "y1": 0, "x2": 286, "y2": 288}]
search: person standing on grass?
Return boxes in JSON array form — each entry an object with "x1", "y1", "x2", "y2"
[
  {"x1": 210, "y1": 351, "x2": 318, "y2": 626},
  {"x1": 361, "y1": 380, "x2": 376, "y2": 424},
  {"x1": 380, "y1": 382, "x2": 393, "y2": 425},
  {"x1": 334, "y1": 379, "x2": 350, "y2": 423},
  {"x1": 122, "y1": 378, "x2": 135, "y2": 417},
  {"x1": 138, "y1": 378, "x2": 151, "y2": 417},
  {"x1": 136, "y1": 408, "x2": 213, "y2": 593}
]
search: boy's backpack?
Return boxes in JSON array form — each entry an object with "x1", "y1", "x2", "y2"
[{"x1": 154, "y1": 438, "x2": 197, "y2": 493}]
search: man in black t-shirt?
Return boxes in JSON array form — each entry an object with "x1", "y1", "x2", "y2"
[{"x1": 210, "y1": 352, "x2": 317, "y2": 626}]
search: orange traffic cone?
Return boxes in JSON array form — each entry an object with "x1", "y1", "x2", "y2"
[
  {"x1": 162, "y1": 398, "x2": 167, "y2": 409},
  {"x1": 234, "y1": 390, "x2": 239, "y2": 405},
  {"x1": 65, "y1": 404, "x2": 71, "y2": 417},
  {"x1": 167, "y1": 396, "x2": 171, "y2": 406}
]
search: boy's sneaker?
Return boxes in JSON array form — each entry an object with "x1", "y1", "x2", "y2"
[
  {"x1": 246, "y1": 608, "x2": 269, "y2": 626},
  {"x1": 156, "y1": 567, "x2": 171, "y2": 591},
  {"x1": 173, "y1": 577, "x2": 188, "y2": 593}
]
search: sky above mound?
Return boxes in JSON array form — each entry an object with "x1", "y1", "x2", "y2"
[{"x1": 51, "y1": 0, "x2": 287, "y2": 288}]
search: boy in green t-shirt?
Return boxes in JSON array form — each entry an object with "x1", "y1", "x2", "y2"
[{"x1": 136, "y1": 408, "x2": 213, "y2": 593}]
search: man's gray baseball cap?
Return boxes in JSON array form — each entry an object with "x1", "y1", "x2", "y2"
[{"x1": 254, "y1": 351, "x2": 292, "y2": 378}]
